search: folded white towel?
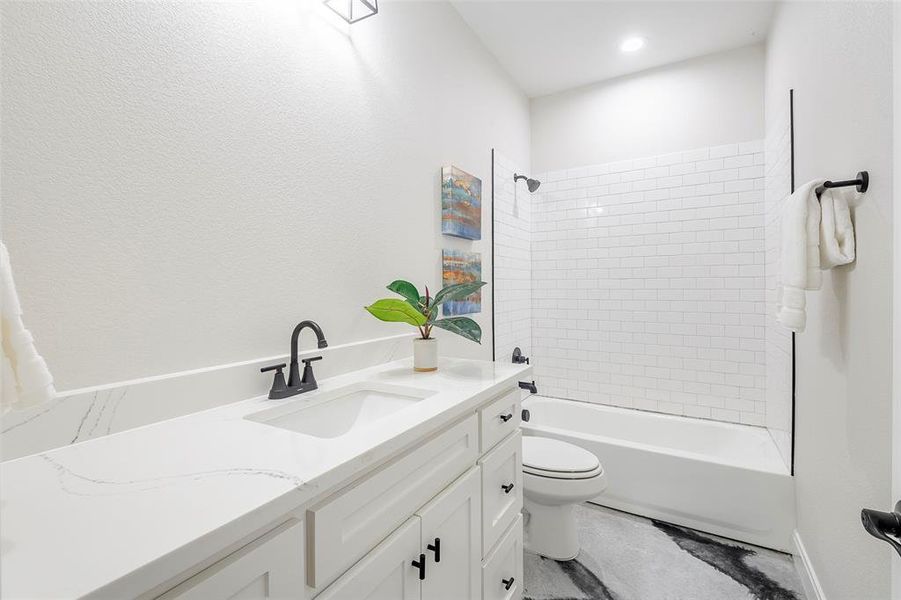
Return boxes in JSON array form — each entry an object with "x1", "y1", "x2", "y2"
[
  {"x1": 1, "y1": 241, "x2": 56, "y2": 413},
  {"x1": 777, "y1": 179, "x2": 824, "y2": 333},
  {"x1": 819, "y1": 187, "x2": 856, "y2": 268}
]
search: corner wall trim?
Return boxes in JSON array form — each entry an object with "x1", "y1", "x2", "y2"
[{"x1": 792, "y1": 530, "x2": 827, "y2": 600}]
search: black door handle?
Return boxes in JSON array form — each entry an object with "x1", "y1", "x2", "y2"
[
  {"x1": 502, "y1": 577, "x2": 515, "y2": 590},
  {"x1": 427, "y1": 537, "x2": 440, "y2": 563},
  {"x1": 501, "y1": 482, "x2": 515, "y2": 494},
  {"x1": 411, "y1": 553, "x2": 426, "y2": 580},
  {"x1": 861, "y1": 501, "x2": 901, "y2": 557}
]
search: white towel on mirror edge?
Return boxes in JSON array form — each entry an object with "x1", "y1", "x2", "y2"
[
  {"x1": 777, "y1": 179, "x2": 824, "y2": 333},
  {"x1": 1, "y1": 241, "x2": 56, "y2": 414},
  {"x1": 819, "y1": 186, "x2": 857, "y2": 268}
]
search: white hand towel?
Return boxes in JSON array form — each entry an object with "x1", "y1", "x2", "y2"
[
  {"x1": 1, "y1": 241, "x2": 56, "y2": 413},
  {"x1": 819, "y1": 187, "x2": 856, "y2": 268},
  {"x1": 777, "y1": 179, "x2": 825, "y2": 333}
]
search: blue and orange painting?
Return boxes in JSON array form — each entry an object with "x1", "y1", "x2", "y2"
[
  {"x1": 442, "y1": 250, "x2": 482, "y2": 316},
  {"x1": 441, "y1": 166, "x2": 481, "y2": 240}
]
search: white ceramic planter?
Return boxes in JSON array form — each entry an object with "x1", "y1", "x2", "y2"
[{"x1": 413, "y1": 337, "x2": 438, "y2": 372}]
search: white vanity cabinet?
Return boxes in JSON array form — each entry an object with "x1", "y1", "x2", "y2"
[
  {"x1": 158, "y1": 519, "x2": 305, "y2": 600},
  {"x1": 155, "y1": 383, "x2": 524, "y2": 600},
  {"x1": 417, "y1": 467, "x2": 481, "y2": 600},
  {"x1": 315, "y1": 517, "x2": 422, "y2": 600},
  {"x1": 320, "y1": 467, "x2": 482, "y2": 600}
]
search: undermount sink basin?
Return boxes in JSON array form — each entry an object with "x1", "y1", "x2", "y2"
[{"x1": 245, "y1": 382, "x2": 437, "y2": 439}]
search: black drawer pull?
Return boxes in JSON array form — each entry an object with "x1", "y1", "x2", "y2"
[
  {"x1": 500, "y1": 413, "x2": 513, "y2": 422},
  {"x1": 501, "y1": 482, "x2": 515, "y2": 494},
  {"x1": 411, "y1": 553, "x2": 426, "y2": 580},
  {"x1": 502, "y1": 577, "x2": 515, "y2": 590},
  {"x1": 427, "y1": 537, "x2": 441, "y2": 562}
]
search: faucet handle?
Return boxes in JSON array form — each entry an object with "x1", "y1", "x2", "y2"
[
  {"x1": 300, "y1": 356, "x2": 322, "y2": 389},
  {"x1": 260, "y1": 363, "x2": 289, "y2": 399}
]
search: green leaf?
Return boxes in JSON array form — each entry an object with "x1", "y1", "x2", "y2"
[
  {"x1": 387, "y1": 280, "x2": 420, "y2": 305},
  {"x1": 365, "y1": 299, "x2": 427, "y2": 327},
  {"x1": 432, "y1": 281, "x2": 487, "y2": 307},
  {"x1": 432, "y1": 317, "x2": 482, "y2": 344}
]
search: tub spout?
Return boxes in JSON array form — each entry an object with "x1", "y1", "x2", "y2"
[{"x1": 519, "y1": 380, "x2": 538, "y2": 394}]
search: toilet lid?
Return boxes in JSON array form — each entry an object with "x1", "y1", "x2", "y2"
[{"x1": 522, "y1": 437, "x2": 601, "y2": 478}]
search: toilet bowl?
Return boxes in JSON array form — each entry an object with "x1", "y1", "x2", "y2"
[{"x1": 522, "y1": 436, "x2": 607, "y2": 560}]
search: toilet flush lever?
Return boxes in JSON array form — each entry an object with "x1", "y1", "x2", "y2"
[
  {"x1": 861, "y1": 501, "x2": 901, "y2": 557},
  {"x1": 501, "y1": 482, "x2": 515, "y2": 494}
]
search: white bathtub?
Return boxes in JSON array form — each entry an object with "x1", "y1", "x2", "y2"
[{"x1": 521, "y1": 396, "x2": 796, "y2": 551}]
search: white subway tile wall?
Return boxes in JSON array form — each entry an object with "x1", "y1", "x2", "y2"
[
  {"x1": 764, "y1": 105, "x2": 794, "y2": 468},
  {"x1": 493, "y1": 151, "x2": 532, "y2": 365},
  {"x1": 530, "y1": 141, "x2": 767, "y2": 426}
]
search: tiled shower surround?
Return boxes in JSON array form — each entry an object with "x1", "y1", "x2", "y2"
[
  {"x1": 493, "y1": 151, "x2": 533, "y2": 365},
  {"x1": 764, "y1": 105, "x2": 794, "y2": 466},
  {"x1": 523, "y1": 141, "x2": 768, "y2": 426}
]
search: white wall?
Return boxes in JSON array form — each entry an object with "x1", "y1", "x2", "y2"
[
  {"x1": 530, "y1": 141, "x2": 767, "y2": 425},
  {"x1": 531, "y1": 44, "x2": 764, "y2": 173},
  {"x1": 894, "y1": 4, "x2": 901, "y2": 598},
  {"x1": 766, "y1": 2, "x2": 894, "y2": 599},
  {"x1": 1, "y1": 0, "x2": 530, "y2": 392}
]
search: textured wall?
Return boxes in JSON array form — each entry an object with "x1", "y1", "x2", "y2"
[{"x1": 1, "y1": 1, "x2": 530, "y2": 391}]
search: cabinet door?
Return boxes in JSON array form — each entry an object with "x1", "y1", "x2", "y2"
[
  {"x1": 479, "y1": 432, "x2": 523, "y2": 555},
  {"x1": 317, "y1": 517, "x2": 421, "y2": 600},
  {"x1": 417, "y1": 467, "x2": 482, "y2": 600},
  {"x1": 482, "y1": 516, "x2": 523, "y2": 600},
  {"x1": 158, "y1": 519, "x2": 304, "y2": 600}
]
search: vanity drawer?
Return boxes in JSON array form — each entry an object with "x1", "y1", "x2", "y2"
[
  {"x1": 157, "y1": 519, "x2": 304, "y2": 600},
  {"x1": 307, "y1": 415, "x2": 479, "y2": 590},
  {"x1": 479, "y1": 388, "x2": 521, "y2": 452},
  {"x1": 478, "y1": 431, "x2": 522, "y2": 556},
  {"x1": 482, "y1": 515, "x2": 523, "y2": 600}
]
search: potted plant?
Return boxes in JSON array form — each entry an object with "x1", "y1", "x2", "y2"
[{"x1": 365, "y1": 279, "x2": 486, "y2": 372}]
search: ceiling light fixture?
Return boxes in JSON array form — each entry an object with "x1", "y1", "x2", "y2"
[
  {"x1": 620, "y1": 36, "x2": 646, "y2": 53},
  {"x1": 324, "y1": 0, "x2": 378, "y2": 24}
]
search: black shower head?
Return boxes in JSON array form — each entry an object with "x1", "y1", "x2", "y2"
[{"x1": 514, "y1": 173, "x2": 541, "y2": 193}]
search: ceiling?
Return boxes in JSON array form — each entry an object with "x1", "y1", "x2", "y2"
[{"x1": 451, "y1": 1, "x2": 776, "y2": 97}]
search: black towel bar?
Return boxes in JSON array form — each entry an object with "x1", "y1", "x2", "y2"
[{"x1": 815, "y1": 171, "x2": 869, "y2": 198}]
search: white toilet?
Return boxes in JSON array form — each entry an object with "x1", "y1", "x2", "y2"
[{"x1": 522, "y1": 436, "x2": 608, "y2": 560}]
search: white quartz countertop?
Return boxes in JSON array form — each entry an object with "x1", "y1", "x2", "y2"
[{"x1": 0, "y1": 358, "x2": 532, "y2": 599}]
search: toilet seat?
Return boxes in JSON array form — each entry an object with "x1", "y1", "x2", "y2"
[{"x1": 522, "y1": 437, "x2": 603, "y2": 480}]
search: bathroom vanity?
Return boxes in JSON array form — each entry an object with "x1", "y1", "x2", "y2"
[{"x1": 0, "y1": 358, "x2": 530, "y2": 600}]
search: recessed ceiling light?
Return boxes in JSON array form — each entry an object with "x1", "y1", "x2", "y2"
[{"x1": 620, "y1": 37, "x2": 646, "y2": 53}]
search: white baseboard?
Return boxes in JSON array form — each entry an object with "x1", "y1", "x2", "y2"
[{"x1": 792, "y1": 530, "x2": 827, "y2": 600}]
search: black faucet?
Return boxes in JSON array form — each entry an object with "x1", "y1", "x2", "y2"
[{"x1": 261, "y1": 320, "x2": 328, "y2": 400}]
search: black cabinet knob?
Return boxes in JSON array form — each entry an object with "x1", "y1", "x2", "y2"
[
  {"x1": 502, "y1": 577, "x2": 515, "y2": 590},
  {"x1": 411, "y1": 553, "x2": 426, "y2": 580},
  {"x1": 501, "y1": 483, "x2": 515, "y2": 494},
  {"x1": 427, "y1": 537, "x2": 441, "y2": 563}
]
